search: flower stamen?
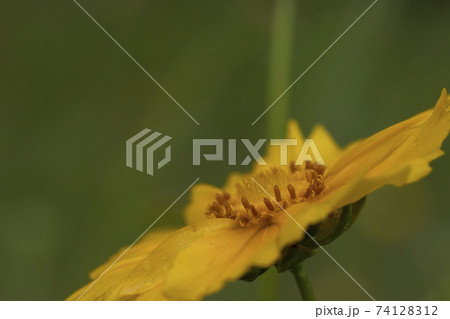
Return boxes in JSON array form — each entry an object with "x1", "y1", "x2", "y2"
[
  {"x1": 206, "y1": 161, "x2": 327, "y2": 227},
  {"x1": 287, "y1": 184, "x2": 296, "y2": 199},
  {"x1": 241, "y1": 196, "x2": 250, "y2": 209},
  {"x1": 264, "y1": 198, "x2": 274, "y2": 211},
  {"x1": 274, "y1": 185, "x2": 282, "y2": 202}
]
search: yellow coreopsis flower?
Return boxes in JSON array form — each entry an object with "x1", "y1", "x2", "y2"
[{"x1": 68, "y1": 90, "x2": 450, "y2": 301}]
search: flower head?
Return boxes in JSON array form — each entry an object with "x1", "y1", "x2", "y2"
[{"x1": 68, "y1": 90, "x2": 450, "y2": 301}]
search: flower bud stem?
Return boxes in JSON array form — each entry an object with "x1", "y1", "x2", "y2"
[{"x1": 291, "y1": 263, "x2": 316, "y2": 301}]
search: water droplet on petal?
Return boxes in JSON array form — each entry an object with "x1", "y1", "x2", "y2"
[{"x1": 144, "y1": 278, "x2": 153, "y2": 287}]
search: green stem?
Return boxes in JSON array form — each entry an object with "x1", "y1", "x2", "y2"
[
  {"x1": 260, "y1": 0, "x2": 296, "y2": 300},
  {"x1": 267, "y1": 0, "x2": 296, "y2": 138},
  {"x1": 291, "y1": 263, "x2": 316, "y2": 301},
  {"x1": 260, "y1": 0, "x2": 297, "y2": 300}
]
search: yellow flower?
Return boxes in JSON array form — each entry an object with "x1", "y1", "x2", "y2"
[{"x1": 68, "y1": 89, "x2": 450, "y2": 301}]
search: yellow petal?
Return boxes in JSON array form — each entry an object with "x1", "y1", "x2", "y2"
[
  {"x1": 119, "y1": 219, "x2": 235, "y2": 299},
  {"x1": 134, "y1": 283, "x2": 169, "y2": 301},
  {"x1": 262, "y1": 119, "x2": 305, "y2": 167},
  {"x1": 223, "y1": 171, "x2": 249, "y2": 193},
  {"x1": 183, "y1": 183, "x2": 222, "y2": 225},
  {"x1": 277, "y1": 169, "x2": 367, "y2": 248},
  {"x1": 67, "y1": 269, "x2": 131, "y2": 301},
  {"x1": 325, "y1": 89, "x2": 450, "y2": 205},
  {"x1": 66, "y1": 229, "x2": 174, "y2": 301},
  {"x1": 163, "y1": 222, "x2": 281, "y2": 300},
  {"x1": 308, "y1": 124, "x2": 343, "y2": 166},
  {"x1": 89, "y1": 230, "x2": 175, "y2": 280}
]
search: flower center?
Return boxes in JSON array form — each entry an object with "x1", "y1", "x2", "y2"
[{"x1": 206, "y1": 161, "x2": 327, "y2": 227}]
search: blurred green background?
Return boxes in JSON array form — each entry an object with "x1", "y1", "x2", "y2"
[{"x1": 1, "y1": 0, "x2": 449, "y2": 300}]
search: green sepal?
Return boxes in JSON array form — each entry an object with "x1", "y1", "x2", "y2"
[
  {"x1": 300, "y1": 196, "x2": 367, "y2": 248},
  {"x1": 319, "y1": 204, "x2": 353, "y2": 245},
  {"x1": 276, "y1": 244, "x2": 317, "y2": 273},
  {"x1": 238, "y1": 197, "x2": 366, "y2": 281},
  {"x1": 239, "y1": 266, "x2": 268, "y2": 282}
]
